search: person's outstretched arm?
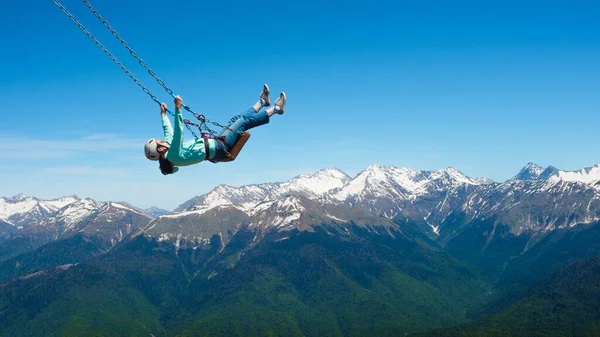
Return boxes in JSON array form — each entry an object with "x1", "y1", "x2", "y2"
[
  {"x1": 169, "y1": 95, "x2": 185, "y2": 155},
  {"x1": 160, "y1": 103, "x2": 174, "y2": 145}
]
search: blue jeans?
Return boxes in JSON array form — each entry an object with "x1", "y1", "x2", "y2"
[{"x1": 211, "y1": 107, "x2": 270, "y2": 161}]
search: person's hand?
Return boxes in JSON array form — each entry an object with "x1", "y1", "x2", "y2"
[
  {"x1": 160, "y1": 103, "x2": 167, "y2": 115},
  {"x1": 174, "y1": 95, "x2": 183, "y2": 111}
]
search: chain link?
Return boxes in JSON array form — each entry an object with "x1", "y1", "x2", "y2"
[
  {"x1": 182, "y1": 105, "x2": 243, "y2": 136},
  {"x1": 183, "y1": 120, "x2": 200, "y2": 139}
]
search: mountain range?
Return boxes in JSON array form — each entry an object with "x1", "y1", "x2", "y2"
[
  {"x1": 145, "y1": 162, "x2": 600, "y2": 254},
  {"x1": 2, "y1": 162, "x2": 600, "y2": 275},
  {"x1": 1, "y1": 161, "x2": 600, "y2": 335}
]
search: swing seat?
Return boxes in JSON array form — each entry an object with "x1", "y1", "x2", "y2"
[{"x1": 218, "y1": 132, "x2": 251, "y2": 162}]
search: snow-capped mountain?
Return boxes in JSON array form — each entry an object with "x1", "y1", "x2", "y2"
[
  {"x1": 277, "y1": 168, "x2": 352, "y2": 199},
  {"x1": 4, "y1": 161, "x2": 600, "y2": 262},
  {"x1": 247, "y1": 195, "x2": 396, "y2": 233},
  {"x1": 0, "y1": 194, "x2": 44, "y2": 225},
  {"x1": 512, "y1": 162, "x2": 600, "y2": 186},
  {"x1": 328, "y1": 165, "x2": 490, "y2": 221},
  {"x1": 35, "y1": 198, "x2": 103, "y2": 232},
  {"x1": 143, "y1": 204, "x2": 249, "y2": 249},
  {"x1": 145, "y1": 162, "x2": 600, "y2": 251},
  {"x1": 0, "y1": 195, "x2": 154, "y2": 262},
  {"x1": 0, "y1": 197, "x2": 154, "y2": 281},
  {"x1": 175, "y1": 165, "x2": 488, "y2": 218},
  {"x1": 512, "y1": 163, "x2": 545, "y2": 181},
  {"x1": 331, "y1": 165, "x2": 487, "y2": 202},
  {"x1": 44, "y1": 195, "x2": 80, "y2": 210},
  {"x1": 457, "y1": 179, "x2": 600, "y2": 234},
  {"x1": 175, "y1": 168, "x2": 351, "y2": 213},
  {"x1": 0, "y1": 194, "x2": 80, "y2": 226},
  {"x1": 77, "y1": 202, "x2": 153, "y2": 247},
  {"x1": 144, "y1": 207, "x2": 170, "y2": 218},
  {"x1": 3, "y1": 162, "x2": 600, "y2": 307},
  {"x1": 428, "y1": 165, "x2": 600, "y2": 238},
  {"x1": 550, "y1": 163, "x2": 600, "y2": 185},
  {"x1": 149, "y1": 165, "x2": 497, "y2": 247}
]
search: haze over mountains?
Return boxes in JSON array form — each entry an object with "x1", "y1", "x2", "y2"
[{"x1": 1, "y1": 161, "x2": 600, "y2": 336}]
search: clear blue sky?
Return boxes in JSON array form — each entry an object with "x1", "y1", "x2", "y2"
[{"x1": 1, "y1": 0, "x2": 599, "y2": 210}]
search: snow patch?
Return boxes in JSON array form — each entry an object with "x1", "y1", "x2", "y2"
[
  {"x1": 325, "y1": 213, "x2": 347, "y2": 222},
  {"x1": 0, "y1": 197, "x2": 38, "y2": 219},
  {"x1": 273, "y1": 213, "x2": 301, "y2": 228},
  {"x1": 160, "y1": 208, "x2": 213, "y2": 218},
  {"x1": 558, "y1": 164, "x2": 600, "y2": 185},
  {"x1": 45, "y1": 196, "x2": 78, "y2": 210},
  {"x1": 160, "y1": 204, "x2": 246, "y2": 219},
  {"x1": 109, "y1": 202, "x2": 145, "y2": 215}
]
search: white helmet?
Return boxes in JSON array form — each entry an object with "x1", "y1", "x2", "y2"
[{"x1": 144, "y1": 138, "x2": 160, "y2": 161}]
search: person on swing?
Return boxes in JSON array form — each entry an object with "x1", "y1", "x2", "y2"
[{"x1": 144, "y1": 84, "x2": 286, "y2": 175}]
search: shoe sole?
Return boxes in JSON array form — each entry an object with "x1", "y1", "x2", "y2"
[
  {"x1": 277, "y1": 92, "x2": 286, "y2": 114},
  {"x1": 262, "y1": 84, "x2": 271, "y2": 106}
]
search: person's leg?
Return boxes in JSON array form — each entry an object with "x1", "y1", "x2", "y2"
[
  {"x1": 219, "y1": 93, "x2": 286, "y2": 149},
  {"x1": 220, "y1": 109, "x2": 270, "y2": 150},
  {"x1": 213, "y1": 88, "x2": 286, "y2": 161},
  {"x1": 271, "y1": 92, "x2": 286, "y2": 115},
  {"x1": 212, "y1": 93, "x2": 287, "y2": 161},
  {"x1": 246, "y1": 91, "x2": 286, "y2": 119},
  {"x1": 211, "y1": 108, "x2": 269, "y2": 161},
  {"x1": 211, "y1": 139, "x2": 231, "y2": 161},
  {"x1": 216, "y1": 84, "x2": 270, "y2": 137}
]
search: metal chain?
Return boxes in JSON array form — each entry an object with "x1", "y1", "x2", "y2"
[
  {"x1": 54, "y1": 0, "x2": 243, "y2": 138},
  {"x1": 53, "y1": 0, "x2": 165, "y2": 108},
  {"x1": 80, "y1": 0, "x2": 243, "y2": 137},
  {"x1": 182, "y1": 106, "x2": 242, "y2": 136},
  {"x1": 183, "y1": 120, "x2": 200, "y2": 139},
  {"x1": 53, "y1": 0, "x2": 207, "y2": 138},
  {"x1": 81, "y1": 0, "x2": 175, "y2": 99}
]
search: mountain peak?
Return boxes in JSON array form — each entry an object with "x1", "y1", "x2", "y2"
[
  {"x1": 8, "y1": 193, "x2": 34, "y2": 202},
  {"x1": 145, "y1": 206, "x2": 162, "y2": 211},
  {"x1": 513, "y1": 162, "x2": 546, "y2": 181},
  {"x1": 425, "y1": 167, "x2": 487, "y2": 187},
  {"x1": 0, "y1": 195, "x2": 40, "y2": 220},
  {"x1": 316, "y1": 167, "x2": 348, "y2": 176},
  {"x1": 280, "y1": 168, "x2": 351, "y2": 197},
  {"x1": 364, "y1": 164, "x2": 411, "y2": 173},
  {"x1": 538, "y1": 165, "x2": 560, "y2": 181},
  {"x1": 511, "y1": 162, "x2": 600, "y2": 186},
  {"x1": 435, "y1": 166, "x2": 469, "y2": 179},
  {"x1": 144, "y1": 207, "x2": 170, "y2": 218},
  {"x1": 45, "y1": 196, "x2": 80, "y2": 211},
  {"x1": 365, "y1": 164, "x2": 385, "y2": 170},
  {"x1": 289, "y1": 167, "x2": 351, "y2": 183},
  {"x1": 476, "y1": 177, "x2": 496, "y2": 184}
]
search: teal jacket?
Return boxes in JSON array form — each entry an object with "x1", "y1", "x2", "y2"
[{"x1": 162, "y1": 109, "x2": 217, "y2": 173}]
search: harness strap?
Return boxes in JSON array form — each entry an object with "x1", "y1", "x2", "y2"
[
  {"x1": 218, "y1": 136, "x2": 232, "y2": 149},
  {"x1": 203, "y1": 137, "x2": 211, "y2": 161}
]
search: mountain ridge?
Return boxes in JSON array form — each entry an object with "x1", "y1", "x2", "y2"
[
  {"x1": 1, "y1": 162, "x2": 600, "y2": 335},
  {"x1": 2, "y1": 161, "x2": 599, "y2": 281}
]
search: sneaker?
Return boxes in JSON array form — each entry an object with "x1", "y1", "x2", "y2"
[
  {"x1": 260, "y1": 84, "x2": 271, "y2": 107},
  {"x1": 274, "y1": 92, "x2": 286, "y2": 115}
]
